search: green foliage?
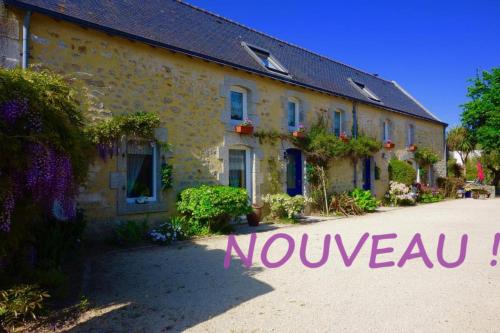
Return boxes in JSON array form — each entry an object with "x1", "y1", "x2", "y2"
[
  {"x1": 446, "y1": 126, "x2": 474, "y2": 164},
  {"x1": 349, "y1": 188, "x2": 380, "y2": 212},
  {"x1": 0, "y1": 68, "x2": 93, "y2": 185},
  {"x1": 161, "y1": 163, "x2": 173, "y2": 190},
  {"x1": 418, "y1": 192, "x2": 444, "y2": 203},
  {"x1": 414, "y1": 147, "x2": 439, "y2": 166},
  {"x1": 461, "y1": 67, "x2": 500, "y2": 153},
  {"x1": 346, "y1": 135, "x2": 382, "y2": 162},
  {"x1": 479, "y1": 150, "x2": 500, "y2": 187},
  {"x1": 253, "y1": 129, "x2": 288, "y2": 145},
  {"x1": 177, "y1": 185, "x2": 252, "y2": 232},
  {"x1": 447, "y1": 157, "x2": 463, "y2": 178},
  {"x1": 85, "y1": 111, "x2": 161, "y2": 147},
  {"x1": 293, "y1": 115, "x2": 348, "y2": 167},
  {"x1": 0, "y1": 284, "x2": 50, "y2": 329},
  {"x1": 389, "y1": 159, "x2": 417, "y2": 185},
  {"x1": 113, "y1": 220, "x2": 149, "y2": 246},
  {"x1": 262, "y1": 194, "x2": 310, "y2": 220}
]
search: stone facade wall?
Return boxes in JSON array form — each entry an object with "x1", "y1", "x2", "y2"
[{"x1": 4, "y1": 12, "x2": 446, "y2": 233}]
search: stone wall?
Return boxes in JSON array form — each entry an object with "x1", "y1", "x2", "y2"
[{"x1": 6, "y1": 12, "x2": 446, "y2": 233}]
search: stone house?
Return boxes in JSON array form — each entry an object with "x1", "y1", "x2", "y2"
[{"x1": 1, "y1": 0, "x2": 447, "y2": 231}]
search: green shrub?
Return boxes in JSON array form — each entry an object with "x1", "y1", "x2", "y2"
[
  {"x1": 262, "y1": 194, "x2": 310, "y2": 220},
  {"x1": 114, "y1": 220, "x2": 149, "y2": 246},
  {"x1": 418, "y1": 192, "x2": 444, "y2": 203},
  {"x1": 349, "y1": 188, "x2": 380, "y2": 212},
  {"x1": 0, "y1": 284, "x2": 50, "y2": 330},
  {"x1": 389, "y1": 158, "x2": 417, "y2": 185},
  {"x1": 177, "y1": 185, "x2": 251, "y2": 233},
  {"x1": 414, "y1": 147, "x2": 440, "y2": 166}
]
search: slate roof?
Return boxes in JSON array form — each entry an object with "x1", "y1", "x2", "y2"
[{"x1": 6, "y1": 0, "x2": 445, "y2": 124}]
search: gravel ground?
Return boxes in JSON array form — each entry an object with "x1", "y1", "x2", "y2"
[{"x1": 64, "y1": 198, "x2": 500, "y2": 332}]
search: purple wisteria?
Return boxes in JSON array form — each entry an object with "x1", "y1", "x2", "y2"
[{"x1": 0, "y1": 98, "x2": 77, "y2": 232}]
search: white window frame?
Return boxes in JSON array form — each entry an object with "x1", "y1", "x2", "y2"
[
  {"x1": 126, "y1": 143, "x2": 157, "y2": 204},
  {"x1": 230, "y1": 86, "x2": 248, "y2": 123},
  {"x1": 407, "y1": 124, "x2": 415, "y2": 146},
  {"x1": 333, "y1": 110, "x2": 343, "y2": 136},
  {"x1": 287, "y1": 97, "x2": 300, "y2": 131},
  {"x1": 228, "y1": 147, "x2": 252, "y2": 200},
  {"x1": 383, "y1": 120, "x2": 391, "y2": 141}
]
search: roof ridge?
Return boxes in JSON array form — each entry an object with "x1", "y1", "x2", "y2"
[{"x1": 177, "y1": 0, "x2": 394, "y2": 84}]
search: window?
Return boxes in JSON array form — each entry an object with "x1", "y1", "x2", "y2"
[
  {"x1": 407, "y1": 124, "x2": 415, "y2": 145},
  {"x1": 243, "y1": 42, "x2": 288, "y2": 75},
  {"x1": 126, "y1": 141, "x2": 157, "y2": 203},
  {"x1": 230, "y1": 86, "x2": 247, "y2": 121},
  {"x1": 287, "y1": 98, "x2": 299, "y2": 129},
  {"x1": 383, "y1": 120, "x2": 390, "y2": 141},
  {"x1": 351, "y1": 80, "x2": 381, "y2": 102},
  {"x1": 333, "y1": 110, "x2": 342, "y2": 137},
  {"x1": 229, "y1": 149, "x2": 251, "y2": 197}
]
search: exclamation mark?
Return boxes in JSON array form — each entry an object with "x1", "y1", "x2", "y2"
[{"x1": 490, "y1": 233, "x2": 500, "y2": 267}]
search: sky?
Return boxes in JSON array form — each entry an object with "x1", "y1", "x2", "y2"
[{"x1": 187, "y1": 0, "x2": 499, "y2": 127}]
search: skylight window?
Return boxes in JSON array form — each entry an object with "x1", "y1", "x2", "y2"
[
  {"x1": 242, "y1": 42, "x2": 289, "y2": 75},
  {"x1": 350, "y1": 79, "x2": 381, "y2": 102}
]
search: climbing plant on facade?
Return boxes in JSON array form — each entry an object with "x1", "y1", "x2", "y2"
[
  {"x1": 0, "y1": 68, "x2": 93, "y2": 232},
  {"x1": 85, "y1": 111, "x2": 164, "y2": 159}
]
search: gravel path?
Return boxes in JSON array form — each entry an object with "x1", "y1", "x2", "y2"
[{"x1": 67, "y1": 198, "x2": 500, "y2": 332}]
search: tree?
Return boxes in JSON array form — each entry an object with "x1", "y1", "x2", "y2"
[
  {"x1": 461, "y1": 67, "x2": 500, "y2": 153},
  {"x1": 446, "y1": 126, "x2": 474, "y2": 176},
  {"x1": 461, "y1": 67, "x2": 500, "y2": 186}
]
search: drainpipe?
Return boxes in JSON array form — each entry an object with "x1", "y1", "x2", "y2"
[
  {"x1": 352, "y1": 102, "x2": 358, "y2": 187},
  {"x1": 443, "y1": 125, "x2": 448, "y2": 177},
  {"x1": 22, "y1": 11, "x2": 32, "y2": 69}
]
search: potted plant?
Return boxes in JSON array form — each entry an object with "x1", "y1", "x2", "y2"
[
  {"x1": 235, "y1": 119, "x2": 254, "y2": 135},
  {"x1": 292, "y1": 124, "x2": 306, "y2": 138},
  {"x1": 133, "y1": 184, "x2": 150, "y2": 204},
  {"x1": 339, "y1": 131, "x2": 349, "y2": 143},
  {"x1": 384, "y1": 139, "x2": 395, "y2": 149},
  {"x1": 246, "y1": 203, "x2": 263, "y2": 226},
  {"x1": 408, "y1": 144, "x2": 417, "y2": 152}
]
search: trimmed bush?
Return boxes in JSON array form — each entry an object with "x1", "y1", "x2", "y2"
[
  {"x1": 389, "y1": 158, "x2": 416, "y2": 185},
  {"x1": 177, "y1": 185, "x2": 251, "y2": 233}
]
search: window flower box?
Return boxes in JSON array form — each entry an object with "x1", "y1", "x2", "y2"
[
  {"x1": 339, "y1": 132, "x2": 350, "y2": 143},
  {"x1": 235, "y1": 119, "x2": 254, "y2": 135},
  {"x1": 384, "y1": 140, "x2": 395, "y2": 149},
  {"x1": 292, "y1": 124, "x2": 306, "y2": 138},
  {"x1": 292, "y1": 131, "x2": 305, "y2": 138},
  {"x1": 407, "y1": 144, "x2": 417, "y2": 152}
]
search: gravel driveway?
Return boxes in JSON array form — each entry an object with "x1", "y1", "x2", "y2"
[{"x1": 68, "y1": 198, "x2": 500, "y2": 332}]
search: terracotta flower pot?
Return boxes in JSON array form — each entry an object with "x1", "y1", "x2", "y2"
[
  {"x1": 340, "y1": 137, "x2": 350, "y2": 143},
  {"x1": 408, "y1": 144, "x2": 417, "y2": 152},
  {"x1": 384, "y1": 142, "x2": 395, "y2": 149},
  {"x1": 292, "y1": 131, "x2": 305, "y2": 138},
  {"x1": 235, "y1": 125, "x2": 254, "y2": 135},
  {"x1": 247, "y1": 204, "x2": 263, "y2": 226}
]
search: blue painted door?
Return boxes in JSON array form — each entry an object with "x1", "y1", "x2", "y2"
[
  {"x1": 286, "y1": 149, "x2": 303, "y2": 196},
  {"x1": 363, "y1": 157, "x2": 371, "y2": 191}
]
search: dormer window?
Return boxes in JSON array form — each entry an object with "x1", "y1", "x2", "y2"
[
  {"x1": 242, "y1": 42, "x2": 289, "y2": 75},
  {"x1": 349, "y1": 79, "x2": 381, "y2": 102}
]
